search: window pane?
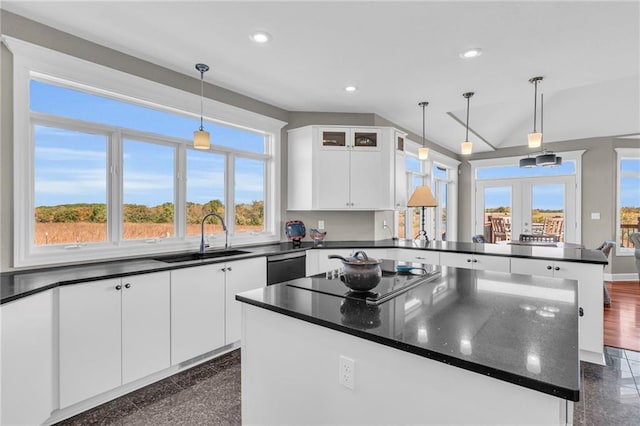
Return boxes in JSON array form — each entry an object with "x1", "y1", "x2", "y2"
[
  {"x1": 484, "y1": 187, "x2": 511, "y2": 243},
  {"x1": 621, "y1": 158, "x2": 640, "y2": 174},
  {"x1": 620, "y1": 172, "x2": 640, "y2": 248},
  {"x1": 434, "y1": 165, "x2": 447, "y2": 179},
  {"x1": 406, "y1": 156, "x2": 421, "y2": 172},
  {"x1": 31, "y1": 80, "x2": 266, "y2": 154},
  {"x1": 477, "y1": 162, "x2": 575, "y2": 179},
  {"x1": 439, "y1": 183, "x2": 448, "y2": 241},
  {"x1": 235, "y1": 157, "x2": 265, "y2": 233},
  {"x1": 186, "y1": 149, "x2": 226, "y2": 236},
  {"x1": 531, "y1": 184, "x2": 565, "y2": 242},
  {"x1": 34, "y1": 125, "x2": 107, "y2": 245},
  {"x1": 122, "y1": 139, "x2": 175, "y2": 240}
]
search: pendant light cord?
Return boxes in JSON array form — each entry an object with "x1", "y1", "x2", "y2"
[
  {"x1": 540, "y1": 93, "x2": 544, "y2": 150},
  {"x1": 199, "y1": 70, "x2": 204, "y2": 131},
  {"x1": 422, "y1": 102, "x2": 427, "y2": 147},
  {"x1": 465, "y1": 95, "x2": 470, "y2": 141}
]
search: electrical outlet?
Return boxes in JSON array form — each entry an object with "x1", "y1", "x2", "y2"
[
  {"x1": 339, "y1": 355, "x2": 355, "y2": 390},
  {"x1": 383, "y1": 220, "x2": 388, "y2": 227}
]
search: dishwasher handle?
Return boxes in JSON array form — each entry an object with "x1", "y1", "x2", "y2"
[{"x1": 267, "y1": 252, "x2": 306, "y2": 262}]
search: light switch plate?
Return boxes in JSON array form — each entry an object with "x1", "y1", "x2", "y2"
[
  {"x1": 318, "y1": 220, "x2": 325, "y2": 229},
  {"x1": 591, "y1": 212, "x2": 600, "y2": 220}
]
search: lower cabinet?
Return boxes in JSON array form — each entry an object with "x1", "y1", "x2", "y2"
[
  {"x1": 59, "y1": 272, "x2": 170, "y2": 408},
  {"x1": 440, "y1": 252, "x2": 510, "y2": 272},
  {"x1": 224, "y1": 257, "x2": 267, "y2": 345},
  {"x1": 1, "y1": 290, "x2": 53, "y2": 425},
  {"x1": 171, "y1": 257, "x2": 267, "y2": 364},
  {"x1": 389, "y1": 248, "x2": 440, "y2": 265},
  {"x1": 170, "y1": 264, "x2": 226, "y2": 365}
]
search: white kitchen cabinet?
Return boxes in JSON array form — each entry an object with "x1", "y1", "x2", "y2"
[
  {"x1": 59, "y1": 272, "x2": 170, "y2": 408},
  {"x1": 121, "y1": 273, "x2": 171, "y2": 384},
  {"x1": 440, "y1": 252, "x2": 510, "y2": 272},
  {"x1": 1, "y1": 290, "x2": 53, "y2": 425},
  {"x1": 389, "y1": 248, "x2": 440, "y2": 266},
  {"x1": 510, "y1": 257, "x2": 604, "y2": 362},
  {"x1": 287, "y1": 125, "x2": 397, "y2": 210},
  {"x1": 171, "y1": 264, "x2": 226, "y2": 365},
  {"x1": 393, "y1": 131, "x2": 407, "y2": 209},
  {"x1": 171, "y1": 257, "x2": 267, "y2": 362},
  {"x1": 225, "y1": 257, "x2": 267, "y2": 345}
]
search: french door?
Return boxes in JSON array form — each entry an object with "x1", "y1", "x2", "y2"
[{"x1": 475, "y1": 176, "x2": 577, "y2": 243}]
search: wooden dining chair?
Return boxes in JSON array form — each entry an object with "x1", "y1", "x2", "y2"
[
  {"x1": 490, "y1": 217, "x2": 508, "y2": 242},
  {"x1": 543, "y1": 217, "x2": 564, "y2": 240}
]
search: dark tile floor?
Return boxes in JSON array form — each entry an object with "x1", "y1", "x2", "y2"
[{"x1": 57, "y1": 347, "x2": 640, "y2": 425}]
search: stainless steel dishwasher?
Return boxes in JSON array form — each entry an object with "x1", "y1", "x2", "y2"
[{"x1": 266, "y1": 252, "x2": 306, "y2": 285}]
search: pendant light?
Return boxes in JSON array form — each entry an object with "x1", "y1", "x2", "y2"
[
  {"x1": 527, "y1": 76, "x2": 543, "y2": 148},
  {"x1": 535, "y1": 93, "x2": 562, "y2": 166},
  {"x1": 418, "y1": 101, "x2": 429, "y2": 160},
  {"x1": 193, "y1": 63, "x2": 210, "y2": 150},
  {"x1": 460, "y1": 92, "x2": 474, "y2": 155}
]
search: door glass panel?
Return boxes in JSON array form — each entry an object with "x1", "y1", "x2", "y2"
[
  {"x1": 531, "y1": 184, "x2": 564, "y2": 242},
  {"x1": 438, "y1": 182, "x2": 448, "y2": 241},
  {"x1": 353, "y1": 132, "x2": 377, "y2": 147},
  {"x1": 322, "y1": 131, "x2": 346, "y2": 147},
  {"x1": 484, "y1": 187, "x2": 511, "y2": 242}
]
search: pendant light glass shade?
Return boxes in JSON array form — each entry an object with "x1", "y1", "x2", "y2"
[
  {"x1": 418, "y1": 147, "x2": 430, "y2": 160},
  {"x1": 461, "y1": 92, "x2": 474, "y2": 155},
  {"x1": 461, "y1": 141, "x2": 473, "y2": 155},
  {"x1": 418, "y1": 101, "x2": 429, "y2": 160},
  {"x1": 194, "y1": 63, "x2": 210, "y2": 150},
  {"x1": 193, "y1": 129, "x2": 210, "y2": 149},
  {"x1": 527, "y1": 132, "x2": 542, "y2": 148}
]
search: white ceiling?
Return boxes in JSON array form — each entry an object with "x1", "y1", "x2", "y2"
[{"x1": 2, "y1": 1, "x2": 639, "y2": 155}]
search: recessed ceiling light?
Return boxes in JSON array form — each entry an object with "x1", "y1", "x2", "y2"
[
  {"x1": 460, "y1": 48, "x2": 482, "y2": 59},
  {"x1": 250, "y1": 31, "x2": 271, "y2": 43},
  {"x1": 345, "y1": 85, "x2": 357, "y2": 92}
]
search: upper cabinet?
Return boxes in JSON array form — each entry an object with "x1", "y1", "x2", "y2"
[{"x1": 288, "y1": 126, "x2": 406, "y2": 211}]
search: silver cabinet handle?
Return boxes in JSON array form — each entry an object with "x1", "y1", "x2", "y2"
[
  {"x1": 466, "y1": 258, "x2": 472, "y2": 263},
  {"x1": 547, "y1": 265, "x2": 552, "y2": 270},
  {"x1": 221, "y1": 267, "x2": 227, "y2": 272},
  {"x1": 554, "y1": 266, "x2": 560, "y2": 271},
  {"x1": 415, "y1": 256, "x2": 426, "y2": 260},
  {"x1": 124, "y1": 283, "x2": 131, "y2": 289},
  {"x1": 472, "y1": 259, "x2": 478, "y2": 263},
  {"x1": 227, "y1": 267, "x2": 232, "y2": 271},
  {"x1": 115, "y1": 284, "x2": 122, "y2": 290}
]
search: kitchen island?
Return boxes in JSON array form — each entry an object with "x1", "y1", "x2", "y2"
[{"x1": 237, "y1": 265, "x2": 579, "y2": 425}]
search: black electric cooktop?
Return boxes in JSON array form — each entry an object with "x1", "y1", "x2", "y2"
[{"x1": 287, "y1": 260, "x2": 441, "y2": 305}]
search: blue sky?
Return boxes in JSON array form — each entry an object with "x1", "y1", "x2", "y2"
[{"x1": 32, "y1": 80, "x2": 265, "y2": 207}]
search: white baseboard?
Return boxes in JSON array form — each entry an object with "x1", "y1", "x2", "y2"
[{"x1": 605, "y1": 273, "x2": 639, "y2": 282}]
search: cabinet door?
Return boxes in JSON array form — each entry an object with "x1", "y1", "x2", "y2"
[
  {"x1": 473, "y1": 254, "x2": 510, "y2": 272},
  {"x1": 314, "y1": 149, "x2": 350, "y2": 209},
  {"x1": 439, "y1": 252, "x2": 475, "y2": 269},
  {"x1": 350, "y1": 149, "x2": 386, "y2": 209},
  {"x1": 170, "y1": 265, "x2": 225, "y2": 365},
  {"x1": 59, "y1": 279, "x2": 122, "y2": 408},
  {"x1": 510, "y1": 258, "x2": 554, "y2": 277},
  {"x1": 225, "y1": 257, "x2": 267, "y2": 345},
  {"x1": 1, "y1": 291, "x2": 53, "y2": 425},
  {"x1": 394, "y1": 152, "x2": 407, "y2": 209},
  {"x1": 121, "y1": 272, "x2": 170, "y2": 384},
  {"x1": 352, "y1": 128, "x2": 381, "y2": 150},
  {"x1": 553, "y1": 261, "x2": 604, "y2": 356}
]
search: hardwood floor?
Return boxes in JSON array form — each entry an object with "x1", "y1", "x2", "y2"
[{"x1": 604, "y1": 280, "x2": 640, "y2": 352}]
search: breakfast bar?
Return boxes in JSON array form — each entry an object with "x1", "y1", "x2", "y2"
[{"x1": 237, "y1": 264, "x2": 580, "y2": 425}]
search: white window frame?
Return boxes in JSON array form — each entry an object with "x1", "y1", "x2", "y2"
[
  {"x1": 5, "y1": 36, "x2": 286, "y2": 267},
  {"x1": 615, "y1": 147, "x2": 640, "y2": 256},
  {"x1": 469, "y1": 151, "x2": 584, "y2": 244}
]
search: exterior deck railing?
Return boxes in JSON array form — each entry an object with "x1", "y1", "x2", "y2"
[{"x1": 620, "y1": 221, "x2": 640, "y2": 248}]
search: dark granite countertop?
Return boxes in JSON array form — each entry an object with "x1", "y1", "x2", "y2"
[
  {"x1": 236, "y1": 266, "x2": 581, "y2": 401},
  {"x1": 1, "y1": 239, "x2": 606, "y2": 305}
]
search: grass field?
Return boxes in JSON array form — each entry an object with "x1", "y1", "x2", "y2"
[{"x1": 35, "y1": 222, "x2": 263, "y2": 245}]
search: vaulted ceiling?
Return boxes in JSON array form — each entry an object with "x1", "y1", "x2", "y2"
[{"x1": 3, "y1": 1, "x2": 639, "y2": 154}]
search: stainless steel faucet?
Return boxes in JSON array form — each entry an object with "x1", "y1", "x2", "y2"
[{"x1": 200, "y1": 212, "x2": 228, "y2": 254}]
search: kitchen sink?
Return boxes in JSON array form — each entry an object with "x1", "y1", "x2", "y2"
[{"x1": 153, "y1": 249, "x2": 250, "y2": 263}]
